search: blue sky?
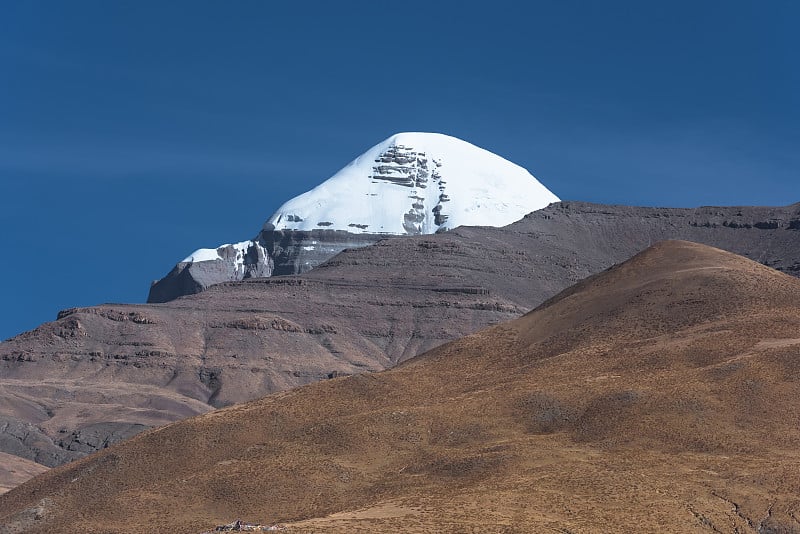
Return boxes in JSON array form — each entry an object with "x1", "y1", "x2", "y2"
[{"x1": 1, "y1": 1, "x2": 797, "y2": 340}]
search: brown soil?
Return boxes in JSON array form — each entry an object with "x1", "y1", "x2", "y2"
[
  {"x1": 2, "y1": 241, "x2": 800, "y2": 533},
  {"x1": 0, "y1": 454, "x2": 47, "y2": 495}
]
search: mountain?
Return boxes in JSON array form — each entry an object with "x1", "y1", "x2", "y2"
[
  {"x1": 1, "y1": 202, "x2": 799, "y2": 492},
  {"x1": 3, "y1": 241, "x2": 800, "y2": 533},
  {"x1": 147, "y1": 132, "x2": 560, "y2": 302}
]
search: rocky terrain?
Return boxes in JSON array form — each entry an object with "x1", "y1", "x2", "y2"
[
  {"x1": 3, "y1": 241, "x2": 800, "y2": 532},
  {"x1": 148, "y1": 230, "x2": 386, "y2": 303},
  {"x1": 0, "y1": 202, "x2": 798, "y2": 493}
]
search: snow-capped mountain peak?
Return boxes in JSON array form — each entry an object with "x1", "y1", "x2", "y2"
[
  {"x1": 265, "y1": 132, "x2": 560, "y2": 235},
  {"x1": 149, "y1": 132, "x2": 560, "y2": 302}
]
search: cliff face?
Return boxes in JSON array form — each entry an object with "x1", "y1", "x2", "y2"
[
  {"x1": 517, "y1": 201, "x2": 800, "y2": 276},
  {"x1": 147, "y1": 230, "x2": 393, "y2": 303},
  {"x1": 264, "y1": 229, "x2": 398, "y2": 275}
]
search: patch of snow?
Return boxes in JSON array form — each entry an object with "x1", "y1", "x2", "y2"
[
  {"x1": 182, "y1": 240, "x2": 258, "y2": 265},
  {"x1": 182, "y1": 248, "x2": 222, "y2": 263}
]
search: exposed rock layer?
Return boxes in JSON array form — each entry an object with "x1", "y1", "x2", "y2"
[{"x1": 148, "y1": 230, "x2": 390, "y2": 303}]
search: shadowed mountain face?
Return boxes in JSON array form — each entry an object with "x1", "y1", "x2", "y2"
[
  {"x1": 0, "y1": 202, "x2": 799, "y2": 485},
  {"x1": 2, "y1": 241, "x2": 800, "y2": 533}
]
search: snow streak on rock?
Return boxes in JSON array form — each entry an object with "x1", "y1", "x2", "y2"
[{"x1": 266, "y1": 132, "x2": 560, "y2": 236}]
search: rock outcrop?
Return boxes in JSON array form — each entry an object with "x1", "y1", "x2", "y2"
[{"x1": 148, "y1": 230, "x2": 387, "y2": 303}]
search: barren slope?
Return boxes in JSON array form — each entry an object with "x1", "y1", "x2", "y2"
[
  {"x1": 3, "y1": 241, "x2": 800, "y2": 533},
  {"x1": 0, "y1": 454, "x2": 47, "y2": 495},
  {"x1": 0, "y1": 202, "x2": 799, "y2": 491}
]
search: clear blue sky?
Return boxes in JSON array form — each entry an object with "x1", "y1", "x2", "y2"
[{"x1": 1, "y1": 1, "x2": 797, "y2": 340}]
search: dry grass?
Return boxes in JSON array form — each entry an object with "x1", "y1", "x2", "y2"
[
  {"x1": 0, "y1": 454, "x2": 47, "y2": 495},
  {"x1": 2, "y1": 241, "x2": 800, "y2": 533}
]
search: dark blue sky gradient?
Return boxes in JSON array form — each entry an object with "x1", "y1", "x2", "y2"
[{"x1": 1, "y1": 1, "x2": 797, "y2": 340}]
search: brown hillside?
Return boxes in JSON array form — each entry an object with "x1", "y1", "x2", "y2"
[
  {"x1": 0, "y1": 454, "x2": 47, "y2": 496},
  {"x1": 2, "y1": 201, "x2": 799, "y2": 489},
  {"x1": 2, "y1": 240, "x2": 800, "y2": 533}
]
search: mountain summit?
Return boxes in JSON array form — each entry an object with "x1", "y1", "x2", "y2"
[
  {"x1": 265, "y1": 132, "x2": 559, "y2": 235},
  {"x1": 149, "y1": 132, "x2": 559, "y2": 302}
]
